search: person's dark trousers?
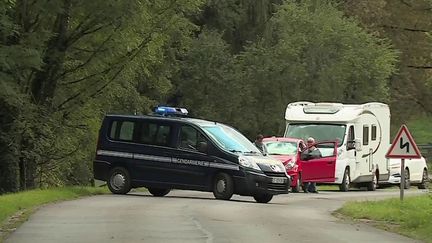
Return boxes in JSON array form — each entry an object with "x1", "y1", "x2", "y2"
[{"x1": 307, "y1": 182, "x2": 317, "y2": 193}]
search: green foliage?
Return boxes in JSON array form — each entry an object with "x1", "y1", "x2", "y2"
[
  {"x1": 0, "y1": 0, "x2": 424, "y2": 194},
  {"x1": 0, "y1": 0, "x2": 205, "y2": 193},
  {"x1": 172, "y1": 30, "x2": 247, "y2": 125},
  {"x1": 407, "y1": 115, "x2": 432, "y2": 144},
  {"x1": 231, "y1": 0, "x2": 398, "y2": 136},
  {"x1": 337, "y1": 195, "x2": 432, "y2": 242}
]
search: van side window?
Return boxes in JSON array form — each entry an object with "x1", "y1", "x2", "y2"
[
  {"x1": 119, "y1": 122, "x2": 135, "y2": 141},
  {"x1": 179, "y1": 125, "x2": 205, "y2": 151},
  {"x1": 110, "y1": 121, "x2": 118, "y2": 139},
  {"x1": 363, "y1": 126, "x2": 369, "y2": 145},
  {"x1": 109, "y1": 121, "x2": 135, "y2": 141},
  {"x1": 371, "y1": 125, "x2": 377, "y2": 141},
  {"x1": 138, "y1": 122, "x2": 171, "y2": 146}
]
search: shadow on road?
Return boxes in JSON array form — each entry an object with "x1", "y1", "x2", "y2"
[{"x1": 121, "y1": 192, "x2": 290, "y2": 205}]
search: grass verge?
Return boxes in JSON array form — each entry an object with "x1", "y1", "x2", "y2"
[
  {"x1": 335, "y1": 193, "x2": 432, "y2": 242},
  {"x1": 0, "y1": 187, "x2": 107, "y2": 242}
]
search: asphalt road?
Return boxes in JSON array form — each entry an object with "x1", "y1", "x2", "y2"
[{"x1": 6, "y1": 189, "x2": 427, "y2": 243}]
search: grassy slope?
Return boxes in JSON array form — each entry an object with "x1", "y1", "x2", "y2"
[
  {"x1": 0, "y1": 187, "x2": 107, "y2": 242},
  {"x1": 336, "y1": 194, "x2": 432, "y2": 243}
]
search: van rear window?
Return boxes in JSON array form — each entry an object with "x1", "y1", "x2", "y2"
[
  {"x1": 108, "y1": 120, "x2": 171, "y2": 146},
  {"x1": 109, "y1": 121, "x2": 135, "y2": 142}
]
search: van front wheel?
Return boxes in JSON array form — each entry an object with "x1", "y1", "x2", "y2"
[
  {"x1": 148, "y1": 188, "x2": 171, "y2": 197},
  {"x1": 213, "y1": 173, "x2": 234, "y2": 200},
  {"x1": 108, "y1": 167, "x2": 131, "y2": 194},
  {"x1": 253, "y1": 193, "x2": 273, "y2": 203}
]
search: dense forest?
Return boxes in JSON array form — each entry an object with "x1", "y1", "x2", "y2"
[{"x1": 0, "y1": 0, "x2": 431, "y2": 193}]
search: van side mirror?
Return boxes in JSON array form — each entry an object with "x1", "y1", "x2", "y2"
[
  {"x1": 197, "y1": 141, "x2": 208, "y2": 153},
  {"x1": 355, "y1": 139, "x2": 362, "y2": 152},
  {"x1": 347, "y1": 139, "x2": 362, "y2": 151},
  {"x1": 347, "y1": 140, "x2": 355, "y2": 150}
]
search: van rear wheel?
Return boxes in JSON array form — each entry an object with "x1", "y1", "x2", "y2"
[
  {"x1": 213, "y1": 173, "x2": 234, "y2": 200},
  {"x1": 418, "y1": 169, "x2": 428, "y2": 189},
  {"x1": 403, "y1": 169, "x2": 410, "y2": 189},
  {"x1": 108, "y1": 167, "x2": 131, "y2": 194},
  {"x1": 367, "y1": 172, "x2": 377, "y2": 191},
  {"x1": 148, "y1": 188, "x2": 171, "y2": 197},
  {"x1": 253, "y1": 193, "x2": 273, "y2": 203}
]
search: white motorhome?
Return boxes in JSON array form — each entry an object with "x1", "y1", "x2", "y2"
[{"x1": 284, "y1": 102, "x2": 391, "y2": 191}]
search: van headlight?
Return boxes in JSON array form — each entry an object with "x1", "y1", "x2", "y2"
[{"x1": 239, "y1": 156, "x2": 261, "y2": 171}]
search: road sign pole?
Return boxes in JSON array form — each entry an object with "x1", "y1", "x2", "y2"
[{"x1": 400, "y1": 158, "x2": 405, "y2": 201}]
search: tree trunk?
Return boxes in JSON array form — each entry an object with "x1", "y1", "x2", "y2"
[{"x1": 31, "y1": 0, "x2": 72, "y2": 106}]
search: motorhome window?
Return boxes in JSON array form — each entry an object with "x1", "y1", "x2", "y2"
[
  {"x1": 348, "y1": 126, "x2": 355, "y2": 141},
  {"x1": 179, "y1": 125, "x2": 206, "y2": 150},
  {"x1": 371, "y1": 125, "x2": 377, "y2": 141},
  {"x1": 202, "y1": 124, "x2": 261, "y2": 154},
  {"x1": 285, "y1": 123, "x2": 346, "y2": 147},
  {"x1": 363, "y1": 126, "x2": 369, "y2": 145},
  {"x1": 138, "y1": 122, "x2": 171, "y2": 146},
  {"x1": 119, "y1": 121, "x2": 135, "y2": 141},
  {"x1": 264, "y1": 141, "x2": 297, "y2": 155}
]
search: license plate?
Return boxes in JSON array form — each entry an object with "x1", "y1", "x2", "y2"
[{"x1": 271, "y1": 177, "x2": 285, "y2": 184}]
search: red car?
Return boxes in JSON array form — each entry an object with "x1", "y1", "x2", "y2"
[{"x1": 262, "y1": 137, "x2": 306, "y2": 192}]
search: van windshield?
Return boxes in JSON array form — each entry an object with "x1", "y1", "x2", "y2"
[
  {"x1": 202, "y1": 124, "x2": 261, "y2": 154},
  {"x1": 286, "y1": 123, "x2": 346, "y2": 147}
]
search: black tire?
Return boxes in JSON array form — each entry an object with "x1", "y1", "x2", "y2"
[
  {"x1": 292, "y1": 174, "x2": 301, "y2": 193},
  {"x1": 148, "y1": 188, "x2": 171, "y2": 197},
  {"x1": 213, "y1": 173, "x2": 234, "y2": 200},
  {"x1": 253, "y1": 193, "x2": 273, "y2": 203},
  {"x1": 339, "y1": 168, "x2": 350, "y2": 192},
  {"x1": 418, "y1": 169, "x2": 428, "y2": 189},
  {"x1": 367, "y1": 171, "x2": 377, "y2": 191},
  {"x1": 403, "y1": 168, "x2": 410, "y2": 189},
  {"x1": 107, "y1": 167, "x2": 131, "y2": 194}
]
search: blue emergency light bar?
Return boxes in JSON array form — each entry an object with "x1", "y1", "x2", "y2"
[{"x1": 153, "y1": 106, "x2": 189, "y2": 117}]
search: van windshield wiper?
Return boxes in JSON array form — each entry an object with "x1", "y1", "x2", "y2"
[
  {"x1": 229, "y1": 149, "x2": 243, "y2": 153},
  {"x1": 243, "y1": 151, "x2": 259, "y2": 154}
]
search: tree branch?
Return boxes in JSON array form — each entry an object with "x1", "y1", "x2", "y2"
[
  {"x1": 57, "y1": 27, "x2": 118, "y2": 79},
  {"x1": 399, "y1": 0, "x2": 432, "y2": 11},
  {"x1": 381, "y1": 24, "x2": 430, "y2": 33},
  {"x1": 407, "y1": 65, "x2": 432, "y2": 69}
]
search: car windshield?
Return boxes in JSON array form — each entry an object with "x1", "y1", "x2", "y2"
[
  {"x1": 264, "y1": 141, "x2": 297, "y2": 155},
  {"x1": 285, "y1": 123, "x2": 346, "y2": 147},
  {"x1": 201, "y1": 124, "x2": 261, "y2": 154}
]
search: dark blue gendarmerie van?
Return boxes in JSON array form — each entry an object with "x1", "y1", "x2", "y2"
[{"x1": 94, "y1": 107, "x2": 290, "y2": 203}]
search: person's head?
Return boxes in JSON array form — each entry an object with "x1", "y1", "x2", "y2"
[
  {"x1": 256, "y1": 134, "x2": 264, "y2": 143},
  {"x1": 307, "y1": 137, "x2": 315, "y2": 147}
]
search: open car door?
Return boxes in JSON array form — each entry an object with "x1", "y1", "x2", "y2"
[{"x1": 299, "y1": 141, "x2": 337, "y2": 183}]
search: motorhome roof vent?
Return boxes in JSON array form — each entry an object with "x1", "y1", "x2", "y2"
[{"x1": 303, "y1": 104, "x2": 342, "y2": 114}]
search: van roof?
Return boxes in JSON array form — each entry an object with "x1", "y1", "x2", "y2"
[{"x1": 105, "y1": 114, "x2": 221, "y2": 127}]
